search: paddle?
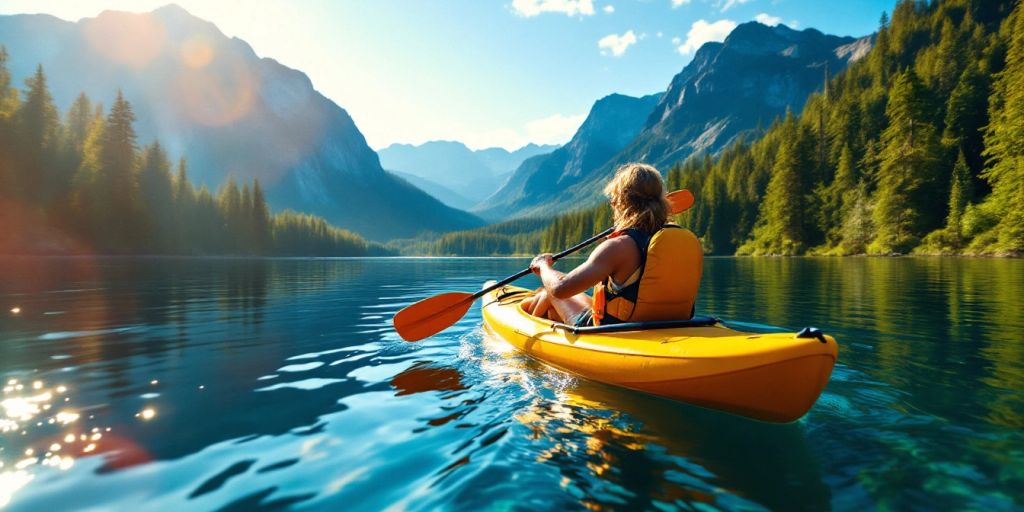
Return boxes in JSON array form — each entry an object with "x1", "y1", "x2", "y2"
[{"x1": 392, "y1": 189, "x2": 696, "y2": 342}]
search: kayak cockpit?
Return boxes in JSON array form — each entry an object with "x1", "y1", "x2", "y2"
[{"x1": 492, "y1": 284, "x2": 722, "y2": 335}]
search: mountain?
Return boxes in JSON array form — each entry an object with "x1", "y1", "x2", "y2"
[
  {"x1": 624, "y1": 23, "x2": 871, "y2": 169},
  {"x1": 484, "y1": 22, "x2": 872, "y2": 219},
  {"x1": 0, "y1": 5, "x2": 482, "y2": 240},
  {"x1": 473, "y1": 93, "x2": 662, "y2": 220},
  {"x1": 390, "y1": 171, "x2": 476, "y2": 211},
  {"x1": 476, "y1": 143, "x2": 559, "y2": 176},
  {"x1": 377, "y1": 141, "x2": 556, "y2": 207}
]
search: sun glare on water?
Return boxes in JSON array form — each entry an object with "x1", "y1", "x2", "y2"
[{"x1": 0, "y1": 379, "x2": 115, "y2": 509}]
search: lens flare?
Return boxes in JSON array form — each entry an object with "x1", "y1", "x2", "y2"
[
  {"x1": 174, "y1": 58, "x2": 256, "y2": 127},
  {"x1": 83, "y1": 11, "x2": 167, "y2": 68},
  {"x1": 180, "y1": 34, "x2": 215, "y2": 68}
]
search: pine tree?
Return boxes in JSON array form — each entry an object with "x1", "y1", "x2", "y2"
[
  {"x1": 96, "y1": 91, "x2": 143, "y2": 251},
  {"x1": 251, "y1": 179, "x2": 271, "y2": 254},
  {"x1": 976, "y1": 3, "x2": 1024, "y2": 253},
  {"x1": 16, "y1": 65, "x2": 59, "y2": 201},
  {"x1": 0, "y1": 47, "x2": 17, "y2": 117},
  {"x1": 56, "y1": 93, "x2": 95, "y2": 195},
  {"x1": 218, "y1": 177, "x2": 242, "y2": 252},
  {"x1": 138, "y1": 142, "x2": 175, "y2": 251},
  {"x1": 64, "y1": 93, "x2": 93, "y2": 154},
  {"x1": 943, "y1": 63, "x2": 990, "y2": 176},
  {"x1": 70, "y1": 104, "x2": 106, "y2": 241},
  {"x1": 946, "y1": 150, "x2": 973, "y2": 246},
  {"x1": 839, "y1": 180, "x2": 875, "y2": 255},
  {"x1": 0, "y1": 47, "x2": 19, "y2": 197},
  {"x1": 870, "y1": 69, "x2": 943, "y2": 254},
  {"x1": 172, "y1": 158, "x2": 195, "y2": 252},
  {"x1": 819, "y1": 144, "x2": 858, "y2": 249},
  {"x1": 739, "y1": 114, "x2": 813, "y2": 255}
]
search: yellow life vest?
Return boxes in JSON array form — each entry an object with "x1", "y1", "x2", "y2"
[{"x1": 592, "y1": 225, "x2": 703, "y2": 325}]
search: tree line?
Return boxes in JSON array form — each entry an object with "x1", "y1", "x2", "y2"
[
  {"x1": 0, "y1": 48, "x2": 383, "y2": 256},
  {"x1": 400, "y1": 0, "x2": 1021, "y2": 257},
  {"x1": 671, "y1": 0, "x2": 1020, "y2": 256}
]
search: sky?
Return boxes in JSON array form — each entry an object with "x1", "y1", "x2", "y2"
[{"x1": 0, "y1": 0, "x2": 894, "y2": 150}]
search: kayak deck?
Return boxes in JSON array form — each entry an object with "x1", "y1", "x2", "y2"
[{"x1": 480, "y1": 284, "x2": 838, "y2": 422}]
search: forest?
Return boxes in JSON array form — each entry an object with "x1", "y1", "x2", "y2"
[
  {"x1": 0, "y1": 50, "x2": 381, "y2": 257},
  {"x1": 403, "y1": 0, "x2": 1022, "y2": 257}
]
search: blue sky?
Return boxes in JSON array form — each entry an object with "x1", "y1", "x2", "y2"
[{"x1": 0, "y1": 0, "x2": 894, "y2": 150}]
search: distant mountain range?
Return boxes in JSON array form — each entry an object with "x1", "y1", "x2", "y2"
[
  {"x1": 474, "y1": 93, "x2": 662, "y2": 220},
  {"x1": 484, "y1": 22, "x2": 873, "y2": 219},
  {"x1": 377, "y1": 141, "x2": 557, "y2": 209},
  {"x1": 0, "y1": 5, "x2": 482, "y2": 240}
]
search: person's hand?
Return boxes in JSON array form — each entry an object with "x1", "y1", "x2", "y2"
[{"x1": 530, "y1": 253, "x2": 554, "y2": 274}]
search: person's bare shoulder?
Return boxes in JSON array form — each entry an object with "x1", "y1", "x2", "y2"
[{"x1": 590, "y1": 236, "x2": 632, "y2": 263}]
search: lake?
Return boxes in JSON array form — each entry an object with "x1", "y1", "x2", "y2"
[{"x1": 0, "y1": 256, "x2": 1021, "y2": 511}]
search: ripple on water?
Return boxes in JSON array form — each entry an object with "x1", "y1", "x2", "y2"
[
  {"x1": 37, "y1": 327, "x2": 141, "y2": 341},
  {"x1": 276, "y1": 362, "x2": 325, "y2": 373},
  {"x1": 254, "y1": 379, "x2": 346, "y2": 392}
]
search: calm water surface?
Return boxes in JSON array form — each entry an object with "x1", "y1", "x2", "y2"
[{"x1": 0, "y1": 256, "x2": 1021, "y2": 511}]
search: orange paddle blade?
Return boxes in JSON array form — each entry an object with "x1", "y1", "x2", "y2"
[
  {"x1": 392, "y1": 292, "x2": 475, "y2": 341},
  {"x1": 667, "y1": 189, "x2": 695, "y2": 214}
]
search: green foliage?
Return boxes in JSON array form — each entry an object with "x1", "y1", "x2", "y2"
[
  {"x1": 739, "y1": 114, "x2": 815, "y2": 255},
  {"x1": 917, "y1": 150, "x2": 974, "y2": 253},
  {"x1": 869, "y1": 69, "x2": 945, "y2": 254},
  {"x1": 0, "y1": 50, "x2": 380, "y2": 257},
  {"x1": 973, "y1": 3, "x2": 1024, "y2": 254}
]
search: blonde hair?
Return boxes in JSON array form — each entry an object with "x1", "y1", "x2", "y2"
[{"x1": 603, "y1": 163, "x2": 669, "y2": 235}]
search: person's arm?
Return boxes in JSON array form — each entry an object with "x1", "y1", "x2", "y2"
[{"x1": 530, "y1": 239, "x2": 624, "y2": 299}]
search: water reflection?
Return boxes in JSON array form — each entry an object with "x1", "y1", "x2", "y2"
[{"x1": 0, "y1": 256, "x2": 1021, "y2": 510}]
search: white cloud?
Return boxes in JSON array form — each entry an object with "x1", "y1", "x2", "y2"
[
  {"x1": 671, "y1": 0, "x2": 691, "y2": 8},
  {"x1": 753, "y1": 13, "x2": 800, "y2": 28},
  {"x1": 754, "y1": 13, "x2": 781, "y2": 26},
  {"x1": 671, "y1": 36, "x2": 682, "y2": 45},
  {"x1": 720, "y1": 0, "x2": 752, "y2": 12},
  {"x1": 677, "y1": 19, "x2": 736, "y2": 54},
  {"x1": 656, "y1": 31, "x2": 663, "y2": 38},
  {"x1": 461, "y1": 113, "x2": 586, "y2": 150},
  {"x1": 598, "y1": 30, "x2": 638, "y2": 57},
  {"x1": 525, "y1": 113, "x2": 586, "y2": 144},
  {"x1": 512, "y1": 0, "x2": 595, "y2": 17},
  {"x1": 603, "y1": 4, "x2": 614, "y2": 13}
]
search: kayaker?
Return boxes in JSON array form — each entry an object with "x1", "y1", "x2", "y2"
[{"x1": 523, "y1": 163, "x2": 703, "y2": 326}]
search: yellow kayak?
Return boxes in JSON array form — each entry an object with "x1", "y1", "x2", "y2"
[{"x1": 480, "y1": 284, "x2": 838, "y2": 423}]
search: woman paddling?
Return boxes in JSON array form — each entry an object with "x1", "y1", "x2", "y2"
[{"x1": 522, "y1": 163, "x2": 703, "y2": 326}]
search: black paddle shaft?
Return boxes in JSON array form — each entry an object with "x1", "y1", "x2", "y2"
[{"x1": 469, "y1": 227, "x2": 614, "y2": 301}]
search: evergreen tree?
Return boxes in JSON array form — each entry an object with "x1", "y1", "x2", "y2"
[
  {"x1": 251, "y1": 179, "x2": 271, "y2": 254},
  {"x1": 16, "y1": 65, "x2": 59, "y2": 201},
  {"x1": 870, "y1": 69, "x2": 943, "y2": 254},
  {"x1": 839, "y1": 180, "x2": 875, "y2": 255},
  {"x1": 739, "y1": 115, "x2": 813, "y2": 255},
  {"x1": 943, "y1": 63, "x2": 990, "y2": 176},
  {"x1": 97, "y1": 91, "x2": 143, "y2": 251},
  {"x1": 976, "y1": 3, "x2": 1024, "y2": 253},
  {"x1": 218, "y1": 177, "x2": 242, "y2": 252},
  {"x1": 0, "y1": 47, "x2": 17, "y2": 117},
  {"x1": 0, "y1": 47, "x2": 19, "y2": 196},
  {"x1": 818, "y1": 144, "x2": 858, "y2": 250},
  {"x1": 70, "y1": 104, "x2": 106, "y2": 241},
  {"x1": 946, "y1": 150, "x2": 973, "y2": 245},
  {"x1": 138, "y1": 142, "x2": 175, "y2": 251},
  {"x1": 64, "y1": 93, "x2": 93, "y2": 154},
  {"x1": 172, "y1": 158, "x2": 195, "y2": 252}
]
